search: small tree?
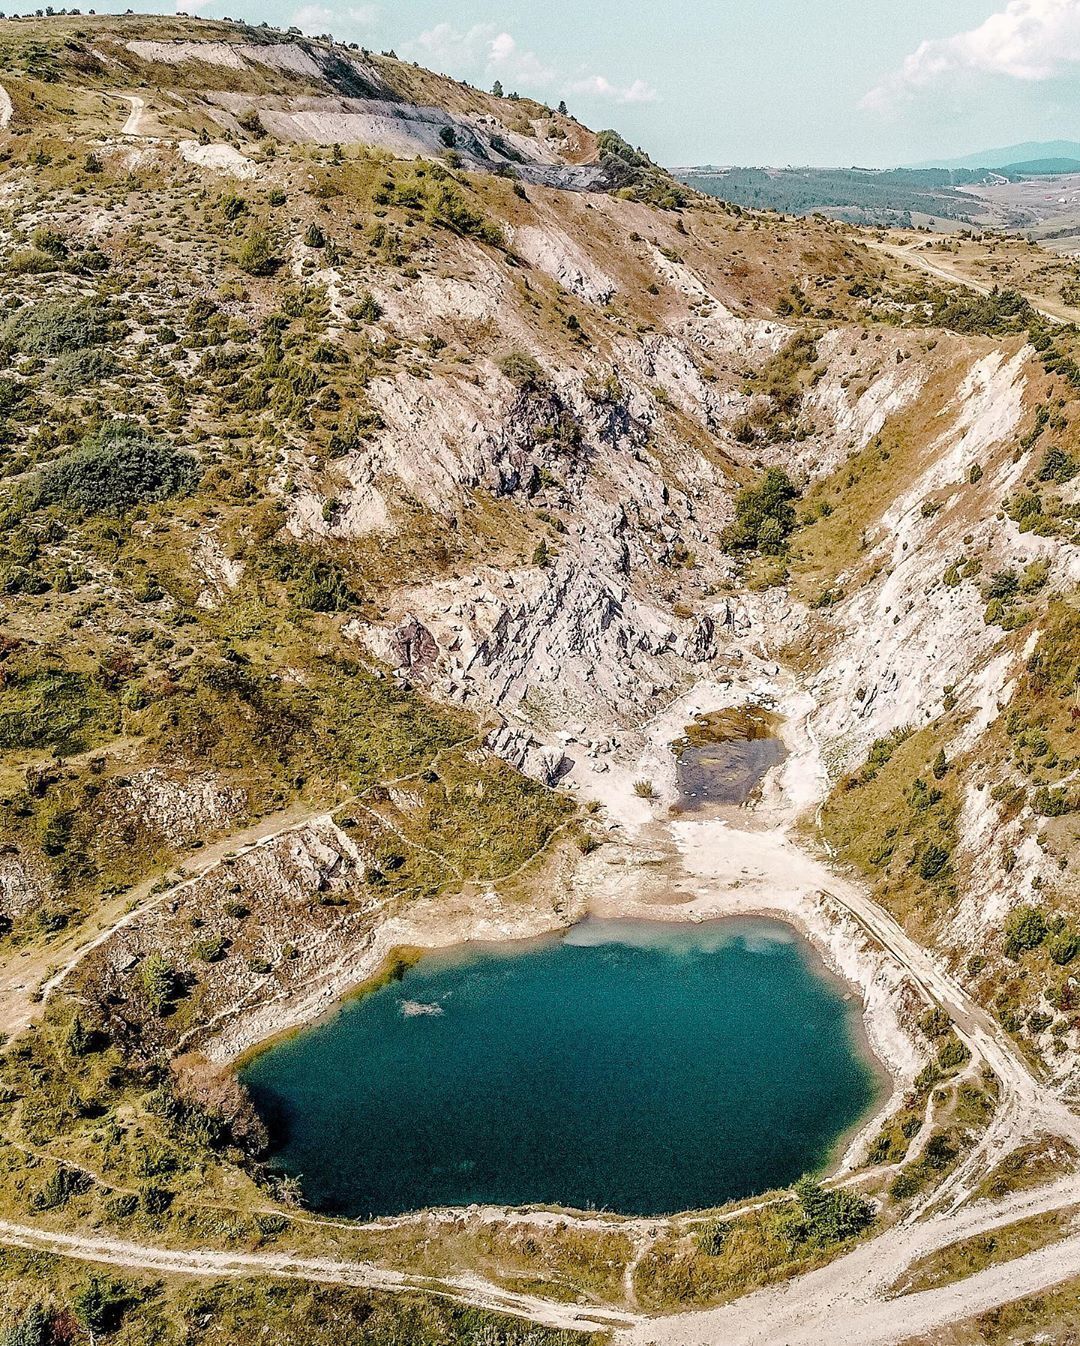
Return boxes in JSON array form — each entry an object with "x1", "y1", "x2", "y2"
[
  {"x1": 557, "y1": 99, "x2": 568, "y2": 116},
  {"x1": 3, "y1": 1303, "x2": 50, "y2": 1346},
  {"x1": 1003, "y1": 904, "x2": 1048, "y2": 959},
  {"x1": 72, "y1": 1276, "x2": 126, "y2": 1337},
  {"x1": 235, "y1": 227, "x2": 279, "y2": 277},
  {"x1": 491, "y1": 79, "x2": 504, "y2": 97},
  {"x1": 139, "y1": 953, "x2": 177, "y2": 1015}
]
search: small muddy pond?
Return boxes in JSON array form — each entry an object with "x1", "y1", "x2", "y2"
[
  {"x1": 674, "y1": 707, "x2": 787, "y2": 809},
  {"x1": 241, "y1": 918, "x2": 882, "y2": 1218}
]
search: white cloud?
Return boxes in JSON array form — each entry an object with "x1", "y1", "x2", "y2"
[
  {"x1": 405, "y1": 20, "x2": 497, "y2": 70},
  {"x1": 568, "y1": 73, "x2": 659, "y2": 104},
  {"x1": 863, "y1": 0, "x2": 1080, "y2": 109},
  {"x1": 404, "y1": 22, "x2": 655, "y2": 101},
  {"x1": 487, "y1": 31, "x2": 556, "y2": 88},
  {"x1": 291, "y1": 4, "x2": 334, "y2": 32},
  {"x1": 405, "y1": 24, "x2": 555, "y2": 89},
  {"x1": 289, "y1": 3, "x2": 378, "y2": 36}
]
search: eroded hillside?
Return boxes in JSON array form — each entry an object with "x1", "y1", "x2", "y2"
[{"x1": 1, "y1": 13, "x2": 1080, "y2": 1346}]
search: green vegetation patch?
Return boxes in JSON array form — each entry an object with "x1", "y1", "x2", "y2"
[
  {"x1": 0, "y1": 296, "x2": 111, "y2": 356},
  {"x1": 820, "y1": 723, "x2": 959, "y2": 939},
  {"x1": 0, "y1": 658, "x2": 119, "y2": 754},
  {"x1": 636, "y1": 1179, "x2": 874, "y2": 1312},
  {"x1": 7, "y1": 423, "x2": 201, "y2": 522},
  {"x1": 722, "y1": 467, "x2": 800, "y2": 554}
]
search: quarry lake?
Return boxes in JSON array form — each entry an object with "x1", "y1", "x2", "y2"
[{"x1": 241, "y1": 918, "x2": 883, "y2": 1218}]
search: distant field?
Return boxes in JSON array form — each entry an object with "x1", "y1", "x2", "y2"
[
  {"x1": 674, "y1": 164, "x2": 1080, "y2": 248},
  {"x1": 672, "y1": 165, "x2": 1000, "y2": 226}
]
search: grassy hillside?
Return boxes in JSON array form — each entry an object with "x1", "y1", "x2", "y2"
[{"x1": 2, "y1": 11, "x2": 1080, "y2": 1342}]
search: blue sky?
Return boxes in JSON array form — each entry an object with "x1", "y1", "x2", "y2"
[{"x1": 36, "y1": 0, "x2": 1080, "y2": 165}]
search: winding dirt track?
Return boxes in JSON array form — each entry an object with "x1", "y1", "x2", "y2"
[
  {"x1": 0, "y1": 800, "x2": 322, "y2": 1038},
  {"x1": 0, "y1": 1218, "x2": 635, "y2": 1334},
  {"x1": 119, "y1": 93, "x2": 147, "y2": 135},
  {"x1": 617, "y1": 1177, "x2": 1080, "y2": 1346},
  {"x1": 868, "y1": 239, "x2": 1075, "y2": 326}
]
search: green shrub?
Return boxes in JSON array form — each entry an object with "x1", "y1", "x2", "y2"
[
  {"x1": 1037, "y1": 445, "x2": 1078, "y2": 485},
  {"x1": 49, "y1": 345, "x2": 119, "y2": 392},
  {"x1": 1049, "y1": 929, "x2": 1080, "y2": 966},
  {"x1": 984, "y1": 597, "x2": 1005, "y2": 626},
  {"x1": 1033, "y1": 785, "x2": 1075, "y2": 817},
  {"x1": 192, "y1": 934, "x2": 227, "y2": 963},
  {"x1": 221, "y1": 192, "x2": 248, "y2": 220},
  {"x1": 31, "y1": 1163, "x2": 91, "y2": 1211},
  {"x1": 929, "y1": 286, "x2": 1033, "y2": 335},
  {"x1": 721, "y1": 468, "x2": 799, "y2": 554},
  {"x1": 788, "y1": 1178, "x2": 875, "y2": 1244},
  {"x1": 697, "y1": 1221, "x2": 728, "y2": 1256},
  {"x1": 918, "y1": 1005, "x2": 950, "y2": 1038},
  {"x1": 7, "y1": 248, "x2": 58, "y2": 275},
  {"x1": 350, "y1": 291, "x2": 383, "y2": 323},
  {"x1": 1, "y1": 1303, "x2": 50, "y2": 1346},
  {"x1": 32, "y1": 226, "x2": 67, "y2": 257},
  {"x1": 428, "y1": 183, "x2": 503, "y2": 245},
  {"x1": 984, "y1": 569, "x2": 1019, "y2": 601},
  {"x1": 917, "y1": 842, "x2": 950, "y2": 880},
  {"x1": 72, "y1": 1276, "x2": 127, "y2": 1336},
  {"x1": 139, "y1": 953, "x2": 178, "y2": 1015},
  {"x1": 30, "y1": 423, "x2": 200, "y2": 518},
  {"x1": 498, "y1": 350, "x2": 545, "y2": 388},
  {"x1": 936, "y1": 1034, "x2": 970, "y2": 1070},
  {"x1": 328, "y1": 403, "x2": 383, "y2": 456},
  {"x1": 1003, "y1": 904, "x2": 1048, "y2": 959},
  {"x1": 235, "y1": 227, "x2": 281, "y2": 277},
  {"x1": 1, "y1": 297, "x2": 109, "y2": 355}
]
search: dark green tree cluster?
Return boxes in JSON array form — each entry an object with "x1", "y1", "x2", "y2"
[{"x1": 721, "y1": 468, "x2": 799, "y2": 553}]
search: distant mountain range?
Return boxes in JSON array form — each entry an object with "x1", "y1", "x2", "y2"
[{"x1": 907, "y1": 141, "x2": 1080, "y2": 172}]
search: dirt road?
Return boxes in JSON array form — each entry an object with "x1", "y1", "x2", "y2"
[
  {"x1": 0, "y1": 800, "x2": 325, "y2": 1037},
  {"x1": 616, "y1": 1177, "x2": 1080, "y2": 1346},
  {"x1": 0, "y1": 1217, "x2": 636, "y2": 1334},
  {"x1": 869, "y1": 239, "x2": 1074, "y2": 325},
  {"x1": 118, "y1": 93, "x2": 147, "y2": 136}
]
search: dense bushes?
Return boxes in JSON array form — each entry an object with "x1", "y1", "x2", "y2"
[
  {"x1": 721, "y1": 468, "x2": 799, "y2": 553},
  {"x1": 788, "y1": 1178, "x2": 875, "y2": 1244},
  {"x1": 49, "y1": 345, "x2": 119, "y2": 392},
  {"x1": 1003, "y1": 904, "x2": 1048, "y2": 959},
  {"x1": 1, "y1": 297, "x2": 110, "y2": 356},
  {"x1": 259, "y1": 542, "x2": 357, "y2": 612},
  {"x1": 928, "y1": 287, "x2": 1034, "y2": 336},
  {"x1": 28, "y1": 424, "x2": 200, "y2": 518},
  {"x1": 427, "y1": 182, "x2": 503, "y2": 244},
  {"x1": 0, "y1": 663, "x2": 118, "y2": 753}
]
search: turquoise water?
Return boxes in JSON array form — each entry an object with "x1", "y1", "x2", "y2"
[{"x1": 241, "y1": 918, "x2": 881, "y2": 1218}]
